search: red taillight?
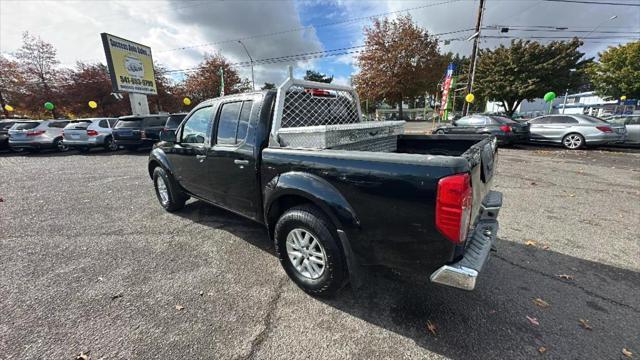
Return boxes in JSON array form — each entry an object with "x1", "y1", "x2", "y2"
[
  {"x1": 595, "y1": 126, "x2": 612, "y2": 133},
  {"x1": 436, "y1": 173, "x2": 473, "y2": 244},
  {"x1": 26, "y1": 130, "x2": 45, "y2": 137},
  {"x1": 305, "y1": 88, "x2": 334, "y2": 97},
  {"x1": 500, "y1": 125, "x2": 511, "y2": 133},
  {"x1": 87, "y1": 130, "x2": 99, "y2": 137}
]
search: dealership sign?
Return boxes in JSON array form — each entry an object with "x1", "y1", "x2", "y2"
[{"x1": 101, "y1": 33, "x2": 157, "y2": 95}]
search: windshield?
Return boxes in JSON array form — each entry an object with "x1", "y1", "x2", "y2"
[
  {"x1": 64, "y1": 121, "x2": 92, "y2": 129},
  {"x1": 490, "y1": 116, "x2": 518, "y2": 124},
  {"x1": 12, "y1": 122, "x2": 39, "y2": 130},
  {"x1": 115, "y1": 119, "x2": 142, "y2": 128}
]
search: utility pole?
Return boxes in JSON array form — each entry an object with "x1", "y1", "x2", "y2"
[
  {"x1": 463, "y1": 0, "x2": 485, "y2": 116},
  {"x1": 219, "y1": 68, "x2": 225, "y2": 96},
  {"x1": 238, "y1": 40, "x2": 255, "y2": 90}
]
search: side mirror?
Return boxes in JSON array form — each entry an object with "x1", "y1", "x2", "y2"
[{"x1": 160, "y1": 129, "x2": 176, "y2": 142}]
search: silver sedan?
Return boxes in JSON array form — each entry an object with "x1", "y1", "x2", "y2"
[
  {"x1": 605, "y1": 115, "x2": 640, "y2": 144},
  {"x1": 527, "y1": 114, "x2": 626, "y2": 149}
]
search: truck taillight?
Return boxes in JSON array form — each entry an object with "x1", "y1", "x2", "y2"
[
  {"x1": 436, "y1": 173, "x2": 473, "y2": 244},
  {"x1": 87, "y1": 130, "x2": 99, "y2": 137},
  {"x1": 500, "y1": 125, "x2": 511, "y2": 133},
  {"x1": 595, "y1": 126, "x2": 612, "y2": 133},
  {"x1": 26, "y1": 130, "x2": 45, "y2": 137}
]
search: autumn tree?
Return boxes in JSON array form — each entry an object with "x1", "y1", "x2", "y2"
[
  {"x1": 304, "y1": 70, "x2": 333, "y2": 83},
  {"x1": 353, "y1": 15, "x2": 445, "y2": 120},
  {"x1": 149, "y1": 63, "x2": 182, "y2": 113},
  {"x1": 587, "y1": 41, "x2": 640, "y2": 100},
  {"x1": 0, "y1": 55, "x2": 25, "y2": 118},
  {"x1": 15, "y1": 32, "x2": 61, "y2": 117},
  {"x1": 183, "y1": 53, "x2": 244, "y2": 104},
  {"x1": 474, "y1": 39, "x2": 589, "y2": 116}
]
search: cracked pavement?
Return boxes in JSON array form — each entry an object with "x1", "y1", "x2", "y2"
[{"x1": 1, "y1": 145, "x2": 639, "y2": 359}]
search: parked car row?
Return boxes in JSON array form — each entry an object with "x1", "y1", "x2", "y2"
[
  {"x1": 0, "y1": 113, "x2": 187, "y2": 153},
  {"x1": 433, "y1": 114, "x2": 631, "y2": 149}
]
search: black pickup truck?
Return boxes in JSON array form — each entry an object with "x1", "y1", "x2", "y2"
[{"x1": 148, "y1": 89, "x2": 502, "y2": 296}]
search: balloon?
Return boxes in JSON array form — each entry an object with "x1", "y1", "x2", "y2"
[
  {"x1": 88, "y1": 101, "x2": 98, "y2": 109},
  {"x1": 543, "y1": 92, "x2": 556, "y2": 102},
  {"x1": 44, "y1": 102, "x2": 54, "y2": 110},
  {"x1": 620, "y1": 96, "x2": 627, "y2": 101},
  {"x1": 4, "y1": 104, "x2": 14, "y2": 112},
  {"x1": 465, "y1": 93, "x2": 475, "y2": 103},
  {"x1": 183, "y1": 97, "x2": 192, "y2": 106}
]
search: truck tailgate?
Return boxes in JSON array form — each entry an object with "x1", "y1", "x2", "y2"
[{"x1": 461, "y1": 137, "x2": 498, "y2": 226}]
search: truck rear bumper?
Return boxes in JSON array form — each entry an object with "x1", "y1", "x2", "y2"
[{"x1": 430, "y1": 191, "x2": 502, "y2": 290}]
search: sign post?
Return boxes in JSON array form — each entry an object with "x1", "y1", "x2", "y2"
[{"x1": 101, "y1": 33, "x2": 157, "y2": 115}]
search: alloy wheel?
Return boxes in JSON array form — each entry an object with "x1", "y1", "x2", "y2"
[
  {"x1": 285, "y1": 228, "x2": 327, "y2": 279},
  {"x1": 156, "y1": 176, "x2": 170, "y2": 205},
  {"x1": 57, "y1": 140, "x2": 69, "y2": 152},
  {"x1": 563, "y1": 134, "x2": 583, "y2": 149}
]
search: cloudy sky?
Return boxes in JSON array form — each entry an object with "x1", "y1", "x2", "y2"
[{"x1": 1, "y1": 0, "x2": 638, "y2": 87}]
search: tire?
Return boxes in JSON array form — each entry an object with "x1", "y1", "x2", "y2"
[
  {"x1": 54, "y1": 138, "x2": 69, "y2": 152},
  {"x1": 274, "y1": 205, "x2": 346, "y2": 297},
  {"x1": 562, "y1": 133, "x2": 585, "y2": 150},
  {"x1": 152, "y1": 167, "x2": 187, "y2": 212},
  {"x1": 10, "y1": 147, "x2": 25, "y2": 153},
  {"x1": 435, "y1": 129, "x2": 445, "y2": 135},
  {"x1": 104, "y1": 136, "x2": 118, "y2": 151}
]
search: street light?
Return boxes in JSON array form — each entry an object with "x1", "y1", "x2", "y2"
[{"x1": 237, "y1": 40, "x2": 255, "y2": 90}]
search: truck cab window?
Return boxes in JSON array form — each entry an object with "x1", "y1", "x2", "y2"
[
  {"x1": 216, "y1": 102, "x2": 242, "y2": 145},
  {"x1": 182, "y1": 107, "x2": 213, "y2": 144}
]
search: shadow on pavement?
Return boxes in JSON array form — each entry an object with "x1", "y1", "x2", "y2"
[{"x1": 172, "y1": 200, "x2": 639, "y2": 359}]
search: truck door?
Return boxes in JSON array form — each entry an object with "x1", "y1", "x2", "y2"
[
  {"x1": 205, "y1": 97, "x2": 260, "y2": 219},
  {"x1": 169, "y1": 106, "x2": 215, "y2": 197}
]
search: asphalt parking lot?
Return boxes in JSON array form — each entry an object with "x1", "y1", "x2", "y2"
[{"x1": 1, "y1": 145, "x2": 639, "y2": 359}]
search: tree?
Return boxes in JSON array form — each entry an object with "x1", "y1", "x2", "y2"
[
  {"x1": 474, "y1": 39, "x2": 589, "y2": 116},
  {"x1": 149, "y1": 62, "x2": 182, "y2": 113},
  {"x1": 304, "y1": 70, "x2": 333, "y2": 83},
  {"x1": 261, "y1": 82, "x2": 276, "y2": 90},
  {"x1": 587, "y1": 41, "x2": 640, "y2": 100},
  {"x1": 353, "y1": 15, "x2": 445, "y2": 120},
  {"x1": 183, "y1": 53, "x2": 244, "y2": 103},
  {"x1": 15, "y1": 32, "x2": 61, "y2": 118},
  {"x1": 0, "y1": 55, "x2": 25, "y2": 118}
]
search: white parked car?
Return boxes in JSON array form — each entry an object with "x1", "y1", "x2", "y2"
[
  {"x1": 62, "y1": 118, "x2": 119, "y2": 152},
  {"x1": 8, "y1": 120, "x2": 70, "y2": 152}
]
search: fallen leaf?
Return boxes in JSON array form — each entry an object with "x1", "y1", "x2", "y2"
[
  {"x1": 175, "y1": 304, "x2": 184, "y2": 311},
  {"x1": 542, "y1": 245, "x2": 550, "y2": 250},
  {"x1": 488, "y1": 310, "x2": 497, "y2": 314},
  {"x1": 579, "y1": 319, "x2": 592, "y2": 330},
  {"x1": 533, "y1": 298, "x2": 550, "y2": 308},
  {"x1": 622, "y1": 348, "x2": 633, "y2": 358},
  {"x1": 530, "y1": 182, "x2": 537, "y2": 186},
  {"x1": 111, "y1": 292, "x2": 123, "y2": 300},
  {"x1": 525, "y1": 240, "x2": 538, "y2": 247},
  {"x1": 426, "y1": 320, "x2": 437, "y2": 336},
  {"x1": 568, "y1": 194, "x2": 576, "y2": 197},
  {"x1": 556, "y1": 274, "x2": 575, "y2": 281},
  {"x1": 0, "y1": 198, "x2": 4, "y2": 202},
  {"x1": 526, "y1": 315, "x2": 540, "y2": 326},
  {"x1": 538, "y1": 346, "x2": 547, "y2": 354},
  {"x1": 76, "y1": 352, "x2": 90, "y2": 360},
  {"x1": 199, "y1": 291, "x2": 204, "y2": 296}
]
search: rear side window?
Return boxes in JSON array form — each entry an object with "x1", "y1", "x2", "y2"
[
  {"x1": 115, "y1": 120, "x2": 142, "y2": 128},
  {"x1": 216, "y1": 102, "x2": 243, "y2": 145},
  {"x1": 12, "y1": 122, "x2": 39, "y2": 130},
  {"x1": 529, "y1": 117, "x2": 550, "y2": 124},
  {"x1": 237, "y1": 101, "x2": 252, "y2": 143},
  {"x1": 99, "y1": 120, "x2": 109, "y2": 128},
  {"x1": 455, "y1": 117, "x2": 473, "y2": 126},
  {"x1": 49, "y1": 121, "x2": 69, "y2": 128},
  {"x1": 182, "y1": 107, "x2": 213, "y2": 144},
  {"x1": 627, "y1": 116, "x2": 640, "y2": 125},
  {"x1": 551, "y1": 116, "x2": 579, "y2": 124}
]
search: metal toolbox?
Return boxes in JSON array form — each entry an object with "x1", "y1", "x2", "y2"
[{"x1": 277, "y1": 121, "x2": 405, "y2": 149}]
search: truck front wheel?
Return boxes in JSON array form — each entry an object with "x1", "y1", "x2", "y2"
[
  {"x1": 274, "y1": 205, "x2": 346, "y2": 297},
  {"x1": 153, "y1": 167, "x2": 187, "y2": 212}
]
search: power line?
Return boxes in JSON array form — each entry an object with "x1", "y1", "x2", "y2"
[
  {"x1": 484, "y1": 27, "x2": 640, "y2": 34},
  {"x1": 157, "y1": 0, "x2": 462, "y2": 53},
  {"x1": 542, "y1": 0, "x2": 640, "y2": 6}
]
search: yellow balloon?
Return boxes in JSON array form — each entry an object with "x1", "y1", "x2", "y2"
[
  {"x1": 183, "y1": 97, "x2": 192, "y2": 106},
  {"x1": 465, "y1": 93, "x2": 475, "y2": 103},
  {"x1": 620, "y1": 96, "x2": 627, "y2": 101},
  {"x1": 88, "y1": 101, "x2": 98, "y2": 109},
  {"x1": 4, "y1": 104, "x2": 14, "y2": 112}
]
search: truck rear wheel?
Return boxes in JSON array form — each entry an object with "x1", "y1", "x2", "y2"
[
  {"x1": 274, "y1": 205, "x2": 346, "y2": 297},
  {"x1": 153, "y1": 167, "x2": 187, "y2": 212}
]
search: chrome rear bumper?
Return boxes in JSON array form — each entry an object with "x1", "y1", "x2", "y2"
[{"x1": 430, "y1": 191, "x2": 502, "y2": 290}]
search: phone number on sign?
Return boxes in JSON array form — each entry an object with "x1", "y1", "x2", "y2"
[{"x1": 119, "y1": 76, "x2": 154, "y2": 87}]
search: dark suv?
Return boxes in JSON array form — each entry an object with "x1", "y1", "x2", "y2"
[
  {"x1": 164, "y1": 113, "x2": 187, "y2": 131},
  {"x1": 112, "y1": 114, "x2": 169, "y2": 150}
]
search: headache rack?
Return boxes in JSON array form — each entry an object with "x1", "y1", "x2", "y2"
[{"x1": 271, "y1": 66, "x2": 404, "y2": 152}]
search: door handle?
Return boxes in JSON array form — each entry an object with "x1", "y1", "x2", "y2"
[{"x1": 234, "y1": 159, "x2": 249, "y2": 165}]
